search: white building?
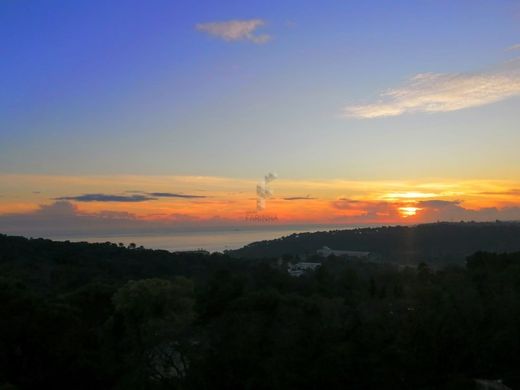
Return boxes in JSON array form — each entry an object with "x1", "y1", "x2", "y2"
[
  {"x1": 287, "y1": 262, "x2": 321, "y2": 277},
  {"x1": 475, "y1": 379, "x2": 511, "y2": 390},
  {"x1": 316, "y1": 246, "x2": 370, "y2": 258}
]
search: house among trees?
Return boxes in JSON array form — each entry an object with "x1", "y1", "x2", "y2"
[
  {"x1": 475, "y1": 379, "x2": 512, "y2": 390},
  {"x1": 287, "y1": 262, "x2": 321, "y2": 277}
]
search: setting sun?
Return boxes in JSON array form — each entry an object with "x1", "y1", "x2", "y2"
[{"x1": 399, "y1": 206, "x2": 421, "y2": 217}]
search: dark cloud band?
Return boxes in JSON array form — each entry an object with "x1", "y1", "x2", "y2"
[
  {"x1": 147, "y1": 192, "x2": 206, "y2": 199},
  {"x1": 55, "y1": 192, "x2": 207, "y2": 202},
  {"x1": 55, "y1": 194, "x2": 156, "y2": 202}
]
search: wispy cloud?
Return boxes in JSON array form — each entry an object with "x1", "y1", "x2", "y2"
[
  {"x1": 55, "y1": 192, "x2": 207, "y2": 202},
  {"x1": 195, "y1": 19, "x2": 271, "y2": 44},
  {"x1": 506, "y1": 43, "x2": 520, "y2": 51},
  {"x1": 55, "y1": 194, "x2": 156, "y2": 202},
  {"x1": 478, "y1": 189, "x2": 520, "y2": 196},
  {"x1": 344, "y1": 60, "x2": 520, "y2": 118},
  {"x1": 146, "y1": 192, "x2": 206, "y2": 199},
  {"x1": 283, "y1": 195, "x2": 316, "y2": 201}
]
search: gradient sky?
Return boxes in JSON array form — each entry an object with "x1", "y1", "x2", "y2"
[{"x1": 1, "y1": 0, "x2": 520, "y2": 234}]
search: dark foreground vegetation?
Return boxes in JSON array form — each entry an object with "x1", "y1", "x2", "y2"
[{"x1": 1, "y1": 232, "x2": 520, "y2": 389}]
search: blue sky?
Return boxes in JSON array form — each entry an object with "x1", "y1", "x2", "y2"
[{"x1": 1, "y1": 0, "x2": 520, "y2": 181}]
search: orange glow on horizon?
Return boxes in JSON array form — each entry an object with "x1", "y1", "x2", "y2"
[
  {"x1": 384, "y1": 192, "x2": 438, "y2": 200},
  {"x1": 1, "y1": 174, "x2": 520, "y2": 226}
]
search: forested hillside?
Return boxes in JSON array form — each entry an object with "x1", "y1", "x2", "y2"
[
  {"x1": 2, "y1": 234, "x2": 520, "y2": 389},
  {"x1": 229, "y1": 222, "x2": 520, "y2": 264}
]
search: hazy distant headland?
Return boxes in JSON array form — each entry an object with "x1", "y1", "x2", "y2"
[{"x1": 229, "y1": 221, "x2": 520, "y2": 266}]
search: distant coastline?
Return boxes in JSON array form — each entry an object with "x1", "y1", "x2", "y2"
[{"x1": 10, "y1": 224, "x2": 370, "y2": 253}]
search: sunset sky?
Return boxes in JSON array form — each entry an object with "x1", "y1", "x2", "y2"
[{"x1": 1, "y1": 0, "x2": 520, "y2": 235}]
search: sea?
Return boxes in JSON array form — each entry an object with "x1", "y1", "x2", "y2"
[{"x1": 45, "y1": 225, "x2": 362, "y2": 253}]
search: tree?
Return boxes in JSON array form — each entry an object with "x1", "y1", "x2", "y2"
[{"x1": 111, "y1": 278, "x2": 195, "y2": 387}]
